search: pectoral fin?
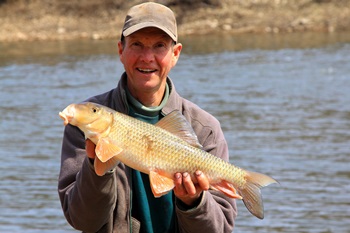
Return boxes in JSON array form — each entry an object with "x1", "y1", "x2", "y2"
[
  {"x1": 211, "y1": 180, "x2": 243, "y2": 199},
  {"x1": 149, "y1": 170, "x2": 175, "y2": 198},
  {"x1": 95, "y1": 137, "x2": 123, "y2": 162}
]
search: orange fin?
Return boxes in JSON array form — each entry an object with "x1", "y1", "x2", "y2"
[
  {"x1": 211, "y1": 180, "x2": 243, "y2": 199},
  {"x1": 94, "y1": 156, "x2": 120, "y2": 176},
  {"x1": 155, "y1": 111, "x2": 202, "y2": 149},
  {"x1": 149, "y1": 170, "x2": 175, "y2": 198},
  {"x1": 239, "y1": 170, "x2": 278, "y2": 219},
  {"x1": 95, "y1": 137, "x2": 123, "y2": 162}
]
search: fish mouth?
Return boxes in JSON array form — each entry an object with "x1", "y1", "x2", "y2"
[{"x1": 59, "y1": 106, "x2": 74, "y2": 126}]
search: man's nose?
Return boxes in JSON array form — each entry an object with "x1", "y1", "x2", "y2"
[{"x1": 140, "y1": 47, "x2": 155, "y2": 63}]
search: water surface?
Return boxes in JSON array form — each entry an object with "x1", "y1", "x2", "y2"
[{"x1": 1, "y1": 32, "x2": 349, "y2": 232}]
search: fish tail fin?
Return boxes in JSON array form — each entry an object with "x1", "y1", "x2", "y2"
[{"x1": 238, "y1": 170, "x2": 278, "y2": 219}]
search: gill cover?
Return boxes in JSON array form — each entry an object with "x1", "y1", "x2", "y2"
[{"x1": 76, "y1": 102, "x2": 113, "y2": 137}]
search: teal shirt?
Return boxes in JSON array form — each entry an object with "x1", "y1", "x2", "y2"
[{"x1": 126, "y1": 85, "x2": 175, "y2": 233}]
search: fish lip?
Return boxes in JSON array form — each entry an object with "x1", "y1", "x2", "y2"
[{"x1": 59, "y1": 111, "x2": 73, "y2": 126}]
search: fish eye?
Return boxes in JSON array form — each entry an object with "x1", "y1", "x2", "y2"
[{"x1": 92, "y1": 108, "x2": 97, "y2": 113}]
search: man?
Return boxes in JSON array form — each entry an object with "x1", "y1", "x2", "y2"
[{"x1": 58, "y1": 2, "x2": 237, "y2": 233}]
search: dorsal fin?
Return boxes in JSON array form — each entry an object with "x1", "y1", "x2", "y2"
[{"x1": 155, "y1": 111, "x2": 202, "y2": 149}]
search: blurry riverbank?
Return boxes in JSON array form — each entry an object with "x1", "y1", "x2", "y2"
[{"x1": 1, "y1": 0, "x2": 350, "y2": 42}]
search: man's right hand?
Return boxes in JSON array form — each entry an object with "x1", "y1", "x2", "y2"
[{"x1": 86, "y1": 139, "x2": 96, "y2": 160}]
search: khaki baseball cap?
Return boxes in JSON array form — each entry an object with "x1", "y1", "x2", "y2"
[{"x1": 122, "y1": 2, "x2": 177, "y2": 42}]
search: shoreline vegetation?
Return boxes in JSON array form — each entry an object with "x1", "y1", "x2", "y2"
[{"x1": 1, "y1": 0, "x2": 350, "y2": 42}]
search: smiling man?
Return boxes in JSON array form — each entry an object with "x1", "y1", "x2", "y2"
[
  {"x1": 58, "y1": 2, "x2": 237, "y2": 233},
  {"x1": 118, "y1": 26, "x2": 181, "y2": 107}
]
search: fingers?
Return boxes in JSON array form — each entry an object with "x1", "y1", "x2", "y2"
[
  {"x1": 182, "y1": 172, "x2": 197, "y2": 196},
  {"x1": 174, "y1": 173, "x2": 186, "y2": 196},
  {"x1": 194, "y1": 170, "x2": 210, "y2": 191},
  {"x1": 173, "y1": 170, "x2": 210, "y2": 206},
  {"x1": 85, "y1": 139, "x2": 96, "y2": 159}
]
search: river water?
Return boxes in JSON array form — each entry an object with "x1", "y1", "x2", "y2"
[{"x1": 0, "y1": 32, "x2": 349, "y2": 233}]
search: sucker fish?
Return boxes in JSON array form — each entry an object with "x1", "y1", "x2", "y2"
[{"x1": 59, "y1": 102, "x2": 277, "y2": 219}]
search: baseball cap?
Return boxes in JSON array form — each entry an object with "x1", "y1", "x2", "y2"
[{"x1": 121, "y1": 2, "x2": 177, "y2": 42}]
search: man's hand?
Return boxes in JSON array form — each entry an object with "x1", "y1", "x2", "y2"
[
  {"x1": 86, "y1": 139, "x2": 96, "y2": 160},
  {"x1": 173, "y1": 171, "x2": 210, "y2": 207}
]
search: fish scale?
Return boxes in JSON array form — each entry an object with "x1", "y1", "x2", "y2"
[
  {"x1": 106, "y1": 110, "x2": 249, "y2": 194},
  {"x1": 59, "y1": 102, "x2": 278, "y2": 219}
]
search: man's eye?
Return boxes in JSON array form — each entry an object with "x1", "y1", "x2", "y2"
[
  {"x1": 155, "y1": 43, "x2": 166, "y2": 48},
  {"x1": 154, "y1": 43, "x2": 168, "y2": 53},
  {"x1": 132, "y1": 42, "x2": 142, "y2": 47}
]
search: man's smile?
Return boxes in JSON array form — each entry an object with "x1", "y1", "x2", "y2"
[{"x1": 137, "y1": 68, "x2": 157, "y2": 73}]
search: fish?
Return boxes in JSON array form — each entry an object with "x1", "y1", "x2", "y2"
[{"x1": 59, "y1": 102, "x2": 277, "y2": 219}]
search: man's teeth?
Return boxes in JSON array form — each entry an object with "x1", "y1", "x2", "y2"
[{"x1": 138, "y1": 68, "x2": 155, "y2": 73}]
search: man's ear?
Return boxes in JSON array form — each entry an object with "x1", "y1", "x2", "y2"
[
  {"x1": 118, "y1": 41, "x2": 124, "y2": 62},
  {"x1": 172, "y1": 43, "x2": 182, "y2": 66}
]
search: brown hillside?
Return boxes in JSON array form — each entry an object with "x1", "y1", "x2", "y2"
[{"x1": 0, "y1": 0, "x2": 349, "y2": 41}]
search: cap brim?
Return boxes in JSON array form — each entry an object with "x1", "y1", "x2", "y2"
[{"x1": 123, "y1": 22, "x2": 177, "y2": 42}]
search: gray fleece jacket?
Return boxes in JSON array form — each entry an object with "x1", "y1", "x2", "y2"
[{"x1": 58, "y1": 73, "x2": 237, "y2": 233}]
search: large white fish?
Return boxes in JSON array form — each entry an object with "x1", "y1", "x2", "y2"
[{"x1": 59, "y1": 102, "x2": 277, "y2": 219}]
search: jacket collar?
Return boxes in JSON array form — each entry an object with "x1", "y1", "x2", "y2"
[{"x1": 115, "y1": 72, "x2": 183, "y2": 115}]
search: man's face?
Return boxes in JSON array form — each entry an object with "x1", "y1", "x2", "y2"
[{"x1": 118, "y1": 27, "x2": 182, "y2": 99}]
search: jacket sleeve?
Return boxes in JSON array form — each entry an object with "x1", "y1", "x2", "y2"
[
  {"x1": 57, "y1": 124, "x2": 117, "y2": 232},
  {"x1": 176, "y1": 111, "x2": 237, "y2": 233}
]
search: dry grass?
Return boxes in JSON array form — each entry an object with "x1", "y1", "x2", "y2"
[{"x1": 0, "y1": 0, "x2": 349, "y2": 41}]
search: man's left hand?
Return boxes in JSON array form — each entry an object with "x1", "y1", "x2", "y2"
[{"x1": 173, "y1": 170, "x2": 210, "y2": 207}]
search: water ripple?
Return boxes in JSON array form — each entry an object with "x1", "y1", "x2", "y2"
[{"x1": 1, "y1": 38, "x2": 349, "y2": 232}]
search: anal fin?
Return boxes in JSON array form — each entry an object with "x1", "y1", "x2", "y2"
[{"x1": 211, "y1": 180, "x2": 243, "y2": 199}]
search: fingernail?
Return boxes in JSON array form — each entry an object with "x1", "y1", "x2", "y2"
[
  {"x1": 175, "y1": 173, "x2": 181, "y2": 179},
  {"x1": 183, "y1": 172, "x2": 189, "y2": 178},
  {"x1": 195, "y1": 170, "x2": 202, "y2": 176}
]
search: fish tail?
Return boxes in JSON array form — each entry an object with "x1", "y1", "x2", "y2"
[{"x1": 238, "y1": 170, "x2": 278, "y2": 219}]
